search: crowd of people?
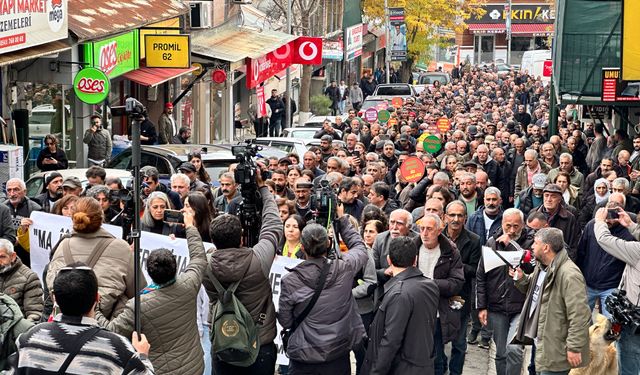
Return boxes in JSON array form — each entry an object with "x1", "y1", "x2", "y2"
[{"x1": 1, "y1": 63, "x2": 640, "y2": 375}]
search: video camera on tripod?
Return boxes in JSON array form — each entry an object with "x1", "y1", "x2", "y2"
[
  {"x1": 605, "y1": 289, "x2": 640, "y2": 336},
  {"x1": 231, "y1": 141, "x2": 269, "y2": 247},
  {"x1": 308, "y1": 179, "x2": 342, "y2": 259}
]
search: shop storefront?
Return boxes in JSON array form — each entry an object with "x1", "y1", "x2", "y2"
[
  {"x1": 0, "y1": 0, "x2": 72, "y2": 175},
  {"x1": 344, "y1": 24, "x2": 363, "y2": 85},
  {"x1": 190, "y1": 26, "x2": 297, "y2": 143},
  {"x1": 458, "y1": 2, "x2": 554, "y2": 65}
]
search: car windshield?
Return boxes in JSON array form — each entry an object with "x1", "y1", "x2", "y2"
[
  {"x1": 287, "y1": 129, "x2": 317, "y2": 139},
  {"x1": 361, "y1": 99, "x2": 386, "y2": 110},
  {"x1": 29, "y1": 112, "x2": 54, "y2": 124},
  {"x1": 375, "y1": 86, "x2": 411, "y2": 95},
  {"x1": 419, "y1": 75, "x2": 448, "y2": 85}
]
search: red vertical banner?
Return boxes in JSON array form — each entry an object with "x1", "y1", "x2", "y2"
[{"x1": 257, "y1": 86, "x2": 267, "y2": 118}]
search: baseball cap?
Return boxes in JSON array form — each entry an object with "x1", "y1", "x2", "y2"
[
  {"x1": 165, "y1": 102, "x2": 174, "y2": 109},
  {"x1": 399, "y1": 134, "x2": 410, "y2": 141},
  {"x1": 178, "y1": 162, "x2": 196, "y2": 173},
  {"x1": 543, "y1": 183, "x2": 563, "y2": 195},
  {"x1": 45, "y1": 172, "x2": 63, "y2": 187},
  {"x1": 532, "y1": 173, "x2": 548, "y2": 190},
  {"x1": 62, "y1": 176, "x2": 82, "y2": 189}
]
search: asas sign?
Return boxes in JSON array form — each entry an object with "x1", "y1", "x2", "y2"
[
  {"x1": 145, "y1": 34, "x2": 190, "y2": 68},
  {"x1": 83, "y1": 31, "x2": 139, "y2": 79},
  {"x1": 0, "y1": 0, "x2": 68, "y2": 54},
  {"x1": 73, "y1": 67, "x2": 110, "y2": 105}
]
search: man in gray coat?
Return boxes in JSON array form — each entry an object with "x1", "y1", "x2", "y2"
[
  {"x1": 362, "y1": 236, "x2": 440, "y2": 375},
  {"x1": 278, "y1": 204, "x2": 368, "y2": 374}
]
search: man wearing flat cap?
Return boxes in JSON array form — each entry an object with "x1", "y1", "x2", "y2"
[
  {"x1": 178, "y1": 162, "x2": 208, "y2": 191},
  {"x1": 533, "y1": 183, "x2": 580, "y2": 261}
]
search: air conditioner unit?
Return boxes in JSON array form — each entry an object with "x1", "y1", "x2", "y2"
[{"x1": 189, "y1": 1, "x2": 212, "y2": 28}]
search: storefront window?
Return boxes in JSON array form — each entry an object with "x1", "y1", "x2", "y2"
[
  {"x1": 474, "y1": 35, "x2": 495, "y2": 64},
  {"x1": 19, "y1": 83, "x2": 76, "y2": 173},
  {"x1": 510, "y1": 37, "x2": 532, "y2": 65}
]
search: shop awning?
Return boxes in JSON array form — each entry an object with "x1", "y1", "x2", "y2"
[
  {"x1": 467, "y1": 24, "x2": 506, "y2": 34},
  {"x1": 69, "y1": 0, "x2": 189, "y2": 42},
  {"x1": 123, "y1": 66, "x2": 198, "y2": 87},
  {"x1": 190, "y1": 27, "x2": 297, "y2": 63},
  {"x1": 512, "y1": 24, "x2": 554, "y2": 35},
  {"x1": 0, "y1": 40, "x2": 71, "y2": 67}
]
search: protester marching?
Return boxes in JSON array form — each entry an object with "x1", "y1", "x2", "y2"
[{"x1": 1, "y1": 63, "x2": 640, "y2": 375}]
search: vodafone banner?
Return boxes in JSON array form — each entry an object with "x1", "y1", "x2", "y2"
[
  {"x1": 246, "y1": 41, "x2": 293, "y2": 89},
  {"x1": 293, "y1": 37, "x2": 323, "y2": 65},
  {"x1": 256, "y1": 86, "x2": 267, "y2": 118}
]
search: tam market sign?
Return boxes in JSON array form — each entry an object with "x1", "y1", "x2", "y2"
[
  {"x1": 0, "y1": 0, "x2": 68, "y2": 54},
  {"x1": 83, "y1": 31, "x2": 139, "y2": 79}
]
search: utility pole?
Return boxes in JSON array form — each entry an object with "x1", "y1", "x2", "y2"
[
  {"x1": 285, "y1": 0, "x2": 292, "y2": 130},
  {"x1": 506, "y1": 0, "x2": 512, "y2": 65},
  {"x1": 384, "y1": 0, "x2": 390, "y2": 83}
]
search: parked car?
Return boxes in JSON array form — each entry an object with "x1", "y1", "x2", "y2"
[
  {"x1": 414, "y1": 72, "x2": 451, "y2": 94},
  {"x1": 26, "y1": 168, "x2": 133, "y2": 198},
  {"x1": 282, "y1": 127, "x2": 343, "y2": 140},
  {"x1": 300, "y1": 115, "x2": 348, "y2": 128},
  {"x1": 254, "y1": 137, "x2": 309, "y2": 157},
  {"x1": 357, "y1": 96, "x2": 390, "y2": 117},
  {"x1": 28, "y1": 104, "x2": 69, "y2": 138},
  {"x1": 371, "y1": 83, "x2": 416, "y2": 100},
  {"x1": 107, "y1": 143, "x2": 286, "y2": 186}
]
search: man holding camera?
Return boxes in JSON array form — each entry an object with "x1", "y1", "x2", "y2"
[
  {"x1": 202, "y1": 167, "x2": 282, "y2": 375},
  {"x1": 278, "y1": 203, "x2": 369, "y2": 374},
  {"x1": 83, "y1": 115, "x2": 112, "y2": 167},
  {"x1": 594, "y1": 207, "x2": 640, "y2": 374}
]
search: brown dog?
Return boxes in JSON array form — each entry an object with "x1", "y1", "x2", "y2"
[{"x1": 569, "y1": 314, "x2": 618, "y2": 375}]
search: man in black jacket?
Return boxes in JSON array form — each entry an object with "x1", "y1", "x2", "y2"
[
  {"x1": 266, "y1": 89, "x2": 285, "y2": 137},
  {"x1": 476, "y1": 208, "x2": 533, "y2": 375},
  {"x1": 443, "y1": 201, "x2": 482, "y2": 375},
  {"x1": 362, "y1": 236, "x2": 439, "y2": 375},
  {"x1": 34, "y1": 172, "x2": 63, "y2": 213},
  {"x1": 413, "y1": 213, "x2": 464, "y2": 375}
]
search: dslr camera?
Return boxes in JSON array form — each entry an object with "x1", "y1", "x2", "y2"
[{"x1": 605, "y1": 289, "x2": 640, "y2": 335}]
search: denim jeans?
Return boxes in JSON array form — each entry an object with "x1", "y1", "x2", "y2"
[
  {"x1": 449, "y1": 305, "x2": 470, "y2": 375},
  {"x1": 433, "y1": 318, "x2": 447, "y2": 375},
  {"x1": 269, "y1": 118, "x2": 282, "y2": 137},
  {"x1": 212, "y1": 342, "x2": 276, "y2": 375},
  {"x1": 618, "y1": 324, "x2": 640, "y2": 375},
  {"x1": 490, "y1": 311, "x2": 524, "y2": 375},
  {"x1": 586, "y1": 286, "x2": 616, "y2": 318},
  {"x1": 200, "y1": 329, "x2": 212, "y2": 375}
]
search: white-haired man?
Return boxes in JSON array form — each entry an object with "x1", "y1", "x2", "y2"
[{"x1": 0, "y1": 238, "x2": 43, "y2": 322}]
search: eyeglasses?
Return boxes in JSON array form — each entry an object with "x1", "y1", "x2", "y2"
[{"x1": 46, "y1": 142, "x2": 54, "y2": 146}]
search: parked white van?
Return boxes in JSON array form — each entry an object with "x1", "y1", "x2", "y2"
[{"x1": 520, "y1": 50, "x2": 552, "y2": 82}]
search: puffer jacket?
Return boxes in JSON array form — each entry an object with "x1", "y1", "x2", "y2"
[
  {"x1": 278, "y1": 216, "x2": 369, "y2": 363},
  {"x1": 96, "y1": 226, "x2": 207, "y2": 375},
  {"x1": 476, "y1": 228, "x2": 534, "y2": 315},
  {"x1": 46, "y1": 227, "x2": 143, "y2": 319},
  {"x1": 202, "y1": 187, "x2": 282, "y2": 347},
  {"x1": 0, "y1": 293, "x2": 34, "y2": 370},
  {"x1": 0, "y1": 258, "x2": 42, "y2": 322}
]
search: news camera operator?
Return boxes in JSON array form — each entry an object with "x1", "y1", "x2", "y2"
[
  {"x1": 202, "y1": 164, "x2": 282, "y2": 375},
  {"x1": 278, "y1": 203, "x2": 369, "y2": 374},
  {"x1": 594, "y1": 207, "x2": 640, "y2": 374}
]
